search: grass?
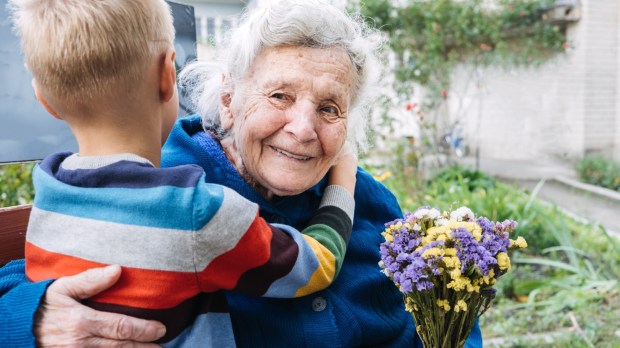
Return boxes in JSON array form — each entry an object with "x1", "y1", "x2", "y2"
[{"x1": 366, "y1": 160, "x2": 620, "y2": 347}]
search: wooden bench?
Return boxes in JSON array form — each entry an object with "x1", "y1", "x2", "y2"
[{"x1": 0, "y1": 204, "x2": 29, "y2": 265}]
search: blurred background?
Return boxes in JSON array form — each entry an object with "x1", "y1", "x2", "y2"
[{"x1": 1, "y1": 0, "x2": 619, "y2": 346}]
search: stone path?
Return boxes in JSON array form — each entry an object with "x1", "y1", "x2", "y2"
[{"x1": 461, "y1": 156, "x2": 620, "y2": 239}]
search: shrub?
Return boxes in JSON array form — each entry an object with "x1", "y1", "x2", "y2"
[
  {"x1": 575, "y1": 156, "x2": 620, "y2": 192},
  {"x1": 0, "y1": 162, "x2": 36, "y2": 207}
]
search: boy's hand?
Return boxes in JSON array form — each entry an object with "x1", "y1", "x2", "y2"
[
  {"x1": 328, "y1": 142, "x2": 357, "y2": 195},
  {"x1": 34, "y1": 265, "x2": 166, "y2": 347}
]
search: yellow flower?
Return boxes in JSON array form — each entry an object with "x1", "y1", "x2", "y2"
[
  {"x1": 497, "y1": 252, "x2": 511, "y2": 271},
  {"x1": 436, "y1": 299, "x2": 451, "y2": 311},
  {"x1": 468, "y1": 283, "x2": 481, "y2": 293},
  {"x1": 471, "y1": 225, "x2": 482, "y2": 241},
  {"x1": 422, "y1": 247, "x2": 442, "y2": 259},
  {"x1": 382, "y1": 231, "x2": 394, "y2": 242},
  {"x1": 511, "y1": 236, "x2": 528, "y2": 249},
  {"x1": 447, "y1": 221, "x2": 482, "y2": 241},
  {"x1": 444, "y1": 256, "x2": 461, "y2": 269},
  {"x1": 405, "y1": 297, "x2": 418, "y2": 312},
  {"x1": 373, "y1": 171, "x2": 392, "y2": 182},
  {"x1": 444, "y1": 248, "x2": 457, "y2": 257},
  {"x1": 481, "y1": 269, "x2": 496, "y2": 285},
  {"x1": 447, "y1": 276, "x2": 471, "y2": 291},
  {"x1": 454, "y1": 300, "x2": 467, "y2": 312}
]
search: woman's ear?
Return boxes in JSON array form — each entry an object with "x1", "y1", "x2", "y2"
[
  {"x1": 219, "y1": 73, "x2": 234, "y2": 131},
  {"x1": 160, "y1": 48, "x2": 177, "y2": 102},
  {"x1": 32, "y1": 79, "x2": 62, "y2": 120}
]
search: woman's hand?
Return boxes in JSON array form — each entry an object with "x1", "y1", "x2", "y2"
[{"x1": 34, "y1": 265, "x2": 166, "y2": 347}]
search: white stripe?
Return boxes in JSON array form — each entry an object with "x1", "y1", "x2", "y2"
[
  {"x1": 193, "y1": 186, "x2": 260, "y2": 271},
  {"x1": 27, "y1": 188, "x2": 259, "y2": 272},
  {"x1": 27, "y1": 207, "x2": 196, "y2": 271}
]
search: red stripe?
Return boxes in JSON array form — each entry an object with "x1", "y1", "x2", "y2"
[
  {"x1": 197, "y1": 213, "x2": 272, "y2": 291},
  {"x1": 26, "y1": 242, "x2": 199, "y2": 309}
]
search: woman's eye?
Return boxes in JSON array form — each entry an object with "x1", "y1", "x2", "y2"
[
  {"x1": 271, "y1": 93, "x2": 286, "y2": 100},
  {"x1": 320, "y1": 106, "x2": 344, "y2": 123},
  {"x1": 320, "y1": 106, "x2": 339, "y2": 115}
]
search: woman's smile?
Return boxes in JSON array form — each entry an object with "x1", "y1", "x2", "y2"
[{"x1": 269, "y1": 145, "x2": 312, "y2": 161}]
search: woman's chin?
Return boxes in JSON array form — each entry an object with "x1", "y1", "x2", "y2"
[{"x1": 261, "y1": 179, "x2": 316, "y2": 198}]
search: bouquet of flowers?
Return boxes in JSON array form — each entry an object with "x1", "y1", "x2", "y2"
[{"x1": 379, "y1": 206, "x2": 527, "y2": 348}]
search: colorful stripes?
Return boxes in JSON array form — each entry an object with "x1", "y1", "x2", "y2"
[{"x1": 26, "y1": 152, "x2": 354, "y2": 345}]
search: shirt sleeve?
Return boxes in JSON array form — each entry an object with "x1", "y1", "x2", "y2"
[
  {"x1": 192, "y1": 182, "x2": 353, "y2": 298},
  {"x1": 0, "y1": 259, "x2": 54, "y2": 348}
]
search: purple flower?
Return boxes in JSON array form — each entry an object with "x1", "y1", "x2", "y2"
[{"x1": 451, "y1": 227, "x2": 497, "y2": 276}]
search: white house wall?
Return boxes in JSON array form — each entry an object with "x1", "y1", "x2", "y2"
[{"x1": 449, "y1": 0, "x2": 619, "y2": 162}]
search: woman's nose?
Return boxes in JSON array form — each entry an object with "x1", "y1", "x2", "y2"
[{"x1": 284, "y1": 101, "x2": 318, "y2": 142}]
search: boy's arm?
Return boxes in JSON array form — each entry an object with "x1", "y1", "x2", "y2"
[
  {"x1": 293, "y1": 143, "x2": 357, "y2": 290},
  {"x1": 194, "y1": 180, "x2": 355, "y2": 298}
]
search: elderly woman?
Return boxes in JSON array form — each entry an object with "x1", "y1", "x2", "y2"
[{"x1": 0, "y1": 0, "x2": 482, "y2": 347}]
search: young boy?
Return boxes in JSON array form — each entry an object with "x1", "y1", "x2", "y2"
[{"x1": 9, "y1": 0, "x2": 356, "y2": 345}]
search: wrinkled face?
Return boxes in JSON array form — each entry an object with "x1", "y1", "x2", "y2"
[{"x1": 221, "y1": 46, "x2": 356, "y2": 197}]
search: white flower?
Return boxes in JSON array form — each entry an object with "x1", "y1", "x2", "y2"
[
  {"x1": 413, "y1": 208, "x2": 430, "y2": 219},
  {"x1": 450, "y1": 206, "x2": 475, "y2": 221},
  {"x1": 435, "y1": 217, "x2": 448, "y2": 226},
  {"x1": 413, "y1": 223, "x2": 422, "y2": 231},
  {"x1": 428, "y1": 208, "x2": 441, "y2": 219},
  {"x1": 413, "y1": 207, "x2": 441, "y2": 220}
]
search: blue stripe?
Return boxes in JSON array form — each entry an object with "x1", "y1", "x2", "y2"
[
  {"x1": 39, "y1": 152, "x2": 204, "y2": 189},
  {"x1": 263, "y1": 223, "x2": 319, "y2": 297},
  {"x1": 33, "y1": 166, "x2": 224, "y2": 230}
]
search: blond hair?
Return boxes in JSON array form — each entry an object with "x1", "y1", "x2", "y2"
[{"x1": 8, "y1": 0, "x2": 175, "y2": 104}]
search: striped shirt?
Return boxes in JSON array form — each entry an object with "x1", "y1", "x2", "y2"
[{"x1": 25, "y1": 152, "x2": 354, "y2": 346}]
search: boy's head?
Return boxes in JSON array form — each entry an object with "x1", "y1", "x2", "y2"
[{"x1": 9, "y1": 0, "x2": 176, "y2": 110}]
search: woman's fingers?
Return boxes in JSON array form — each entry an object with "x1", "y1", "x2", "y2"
[
  {"x1": 87, "y1": 310, "x2": 166, "y2": 343},
  {"x1": 86, "y1": 338, "x2": 161, "y2": 348},
  {"x1": 49, "y1": 265, "x2": 122, "y2": 301},
  {"x1": 34, "y1": 266, "x2": 166, "y2": 347}
]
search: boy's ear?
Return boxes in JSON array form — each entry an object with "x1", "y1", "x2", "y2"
[
  {"x1": 32, "y1": 79, "x2": 62, "y2": 120},
  {"x1": 160, "y1": 48, "x2": 177, "y2": 102},
  {"x1": 219, "y1": 73, "x2": 234, "y2": 131}
]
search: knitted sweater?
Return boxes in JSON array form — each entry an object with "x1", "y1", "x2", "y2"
[
  {"x1": 24, "y1": 151, "x2": 354, "y2": 346},
  {"x1": 161, "y1": 115, "x2": 483, "y2": 347}
]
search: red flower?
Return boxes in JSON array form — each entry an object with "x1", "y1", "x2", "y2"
[
  {"x1": 562, "y1": 42, "x2": 570, "y2": 49},
  {"x1": 441, "y1": 89, "x2": 448, "y2": 98},
  {"x1": 480, "y1": 43, "x2": 492, "y2": 51},
  {"x1": 405, "y1": 103, "x2": 413, "y2": 111}
]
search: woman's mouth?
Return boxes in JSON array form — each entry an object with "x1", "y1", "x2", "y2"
[{"x1": 271, "y1": 146, "x2": 311, "y2": 161}]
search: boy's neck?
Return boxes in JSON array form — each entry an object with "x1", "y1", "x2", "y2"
[{"x1": 68, "y1": 112, "x2": 164, "y2": 168}]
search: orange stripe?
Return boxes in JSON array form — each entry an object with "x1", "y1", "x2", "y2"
[
  {"x1": 197, "y1": 213, "x2": 272, "y2": 291},
  {"x1": 26, "y1": 242, "x2": 199, "y2": 309}
]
